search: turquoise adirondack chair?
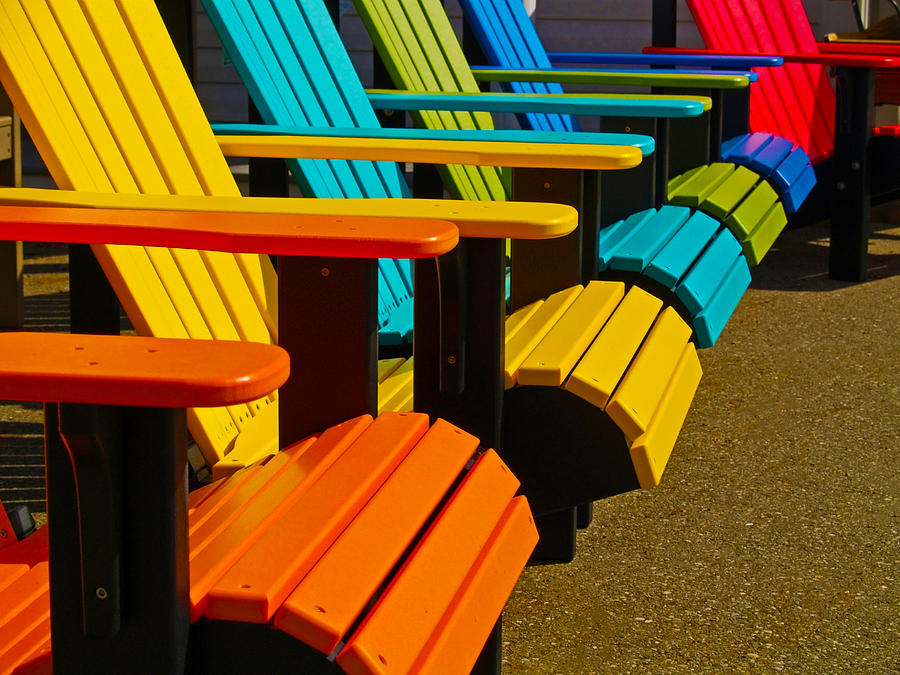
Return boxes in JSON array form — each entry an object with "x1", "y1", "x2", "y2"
[{"x1": 200, "y1": 0, "x2": 708, "y2": 561}]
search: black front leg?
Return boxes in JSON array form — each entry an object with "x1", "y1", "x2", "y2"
[{"x1": 831, "y1": 65, "x2": 874, "y2": 282}]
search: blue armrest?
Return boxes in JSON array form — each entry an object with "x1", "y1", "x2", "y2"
[
  {"x1": 365, "y1": 90, "x2": 709, "y2": 119},
  {"x1": 209, "y1": 124, "x2": 656, "y2": 156},
  {"x1": 470, "y1": 65, "x2": 758, "y2": 84},
  {"x1": 547, "y1": 52, "x2": 783, "y2": 69}
]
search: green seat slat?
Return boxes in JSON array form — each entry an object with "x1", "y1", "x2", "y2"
[
  {"x1": 737, "y1": 201, "x2": 788, "y2": 266},
  {"x1": 667, "y1": 163, "x2": 735, "y2": 207},
  {"x1": 702, "y1": 165, "x2": 760, "y2": 220},
  {"x1": 723, "y1": 179, "x2": 779, "y2": 242}
]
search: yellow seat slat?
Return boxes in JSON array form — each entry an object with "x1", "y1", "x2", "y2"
[
  {"x1": 504, "y1": 299, "x2": 543, "y2": 345},
  {"x1": 116, "y1": 0, "x2": 277, "y2": 331},
  {"x1": 517, "y1": 281, "x2": 624, "y2": 387},
  {"x1": 378, "y1": 358, "x2": 407, "y2": 383},
  {"x1": 630, "y1": 343, "x2": 702, "y2": 489},
  {"x1": 0, "y1": 0, "x2": 272, "y2": 466},
  {"x1": 28, "y1": 0, "x2": 153, "y2": 192},
  {"x1": 378, "y1": 357, "x2": 414, "y2": 414},
  {"x1": 504, "y1": 285, "x2": 582, "y2": 389},
  {"x1": 210, "y1": 404, "x2": 281, "y2": 481},
  {"x1": 564, "y1": 286, "x2": 663, "y2": 409},
  {"x1": 606, "y1": 307, "x2": 692, "y2": 442}
]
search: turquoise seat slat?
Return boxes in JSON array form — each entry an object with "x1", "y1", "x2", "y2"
[
  {"x1": 209, "y1": 123, "x2": 655, "y2": 157},
  {"x1": 596, "y1": 208, "x2": 656, "y2": 271},
  {"x1": 245, "y1": 0, "x2": 391, "y2": 198},
  {"x1": 244, "y1": 0, "x2": 368, "y2": 197},
  {"x1": 608, "y1": 205, "x2": 689, "y2": 273},
  {"x1": 675, "y1": 229, "x2": 743, "y2": 316},
  {"x1": 203, "y1": 0, "x2": 417, "y2": 345},
  {"x1": 393, "y1": 258, "x2": 414, "y2": 296},
  {"x1": 274, "y1": 0, "x2": 409, "y2": 197},
  {"x1": 694, "y1": 256, "x2": 752, "y2": 348},
  {"x1": 208, "y1": 0, "x2": 338, "y2": 198},
  {"x1": 645, "y1": 210, "x2": 720, "y2": 288}
]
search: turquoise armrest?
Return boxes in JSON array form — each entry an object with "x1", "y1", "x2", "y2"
[
  {"x1": 365, "y1": 90, "x2": 709, "y2": 119},
  {"x1": 208, "y1": 123, "x2": 655, "y2": 157}
]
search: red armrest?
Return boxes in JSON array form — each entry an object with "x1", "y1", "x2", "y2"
[{"x1": 643, "y1": 46, "x2": 900, "y2": 69}]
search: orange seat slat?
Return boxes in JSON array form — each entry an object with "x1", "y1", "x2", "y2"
[
  {"x1": 0, "y1": 332, "x2": 288, "y2": 408},
  {"x1": 188, "y1": 465, "x2": 267, "y2": 536},
  {"x1": 0, "y1": 563, "x2": 48, "y2": 629},
  {"x1": 0, "y1": 565, "x2": 29, "y2": 595},
  {"x1": 10, "y1": 647, "x2": 52, "y2": 675},
  {"x1": 188, "y1": 477, "x2": 226, "y2": 511},
  {"x1": 189, "y1": 452, "x2": 297, "y2": 553},
  {"x1": 274, "y1": 419, "x2": 480, "y2": 655},
  {"x1": 0, "y1": 592, "x2": 50, "y2": 670},
  {"x1": 337, "y1": 450, "x2": 520, "y2": 675},
  {"x1": 189, "y1": 416, "x2": 373, "y2": 620},
  {"x1": 203, "y1": 412, "x2": 429, "y2": 624},
  {"x1": 412, "y1": 496, "x2": 538, "y2": 674}
]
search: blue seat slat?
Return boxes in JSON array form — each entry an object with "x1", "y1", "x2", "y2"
[
  {"x1": 748, "y1": 135, "x2": 794, "y2": 177},
  {"x1": 645, "y1": 210, "x2": 720, "y2": 288},
  {"x1": 459, "y1": 0, "x2": 575, "y2": 133},
  {"x1": 720, "y1": 132, "x2": 775, "y2": 165},
  {"x1": 694, "y1": 256, "x2": 752, "y2": 348},
  {"x1": 771, "y1": 144, "x2": 812, "y2": 193},
  {"x1": 596, "y1": 208, "x2": 657, "y2": 271},
  {"x1": 675, "y1": 229, "x2": 743, "y2": 316},
  {"x1": 608, "y1": 205, "x2": 689, "y2": 273},
  {"x1": 392, "y1": 258, "x2": 414, "y2": 297},
  {"x1": 782, "y1": 165, "x2": 817, "y2": 214}
]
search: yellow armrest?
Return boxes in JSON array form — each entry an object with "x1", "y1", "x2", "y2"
[{"x1": 215, "y1": 135, "x2": 642, "y2": 172}]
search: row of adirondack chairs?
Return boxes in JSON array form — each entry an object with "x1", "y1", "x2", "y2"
[{"x1": 1, "y1": 0, "x2": 892, "y2": 672}]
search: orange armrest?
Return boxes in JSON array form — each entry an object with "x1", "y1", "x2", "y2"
[
  {"x1": 0, "y1": 332, "x2": 290, "y2": 408},
  {"x1": 0, "y1": 203, "x2": 458, "y2": 260}
]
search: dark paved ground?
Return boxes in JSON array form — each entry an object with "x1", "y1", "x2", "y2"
[
  {"x1": 503, "y1": 209, "x2": 900, "y2": 673},
  {"x1": 1, "y1": 209, "x2": 897, "y2": 673}
]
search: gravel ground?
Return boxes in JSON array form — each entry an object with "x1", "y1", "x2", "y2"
[{"x1": 1, "y1": 209, "x2": 897, "y2": 674}]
